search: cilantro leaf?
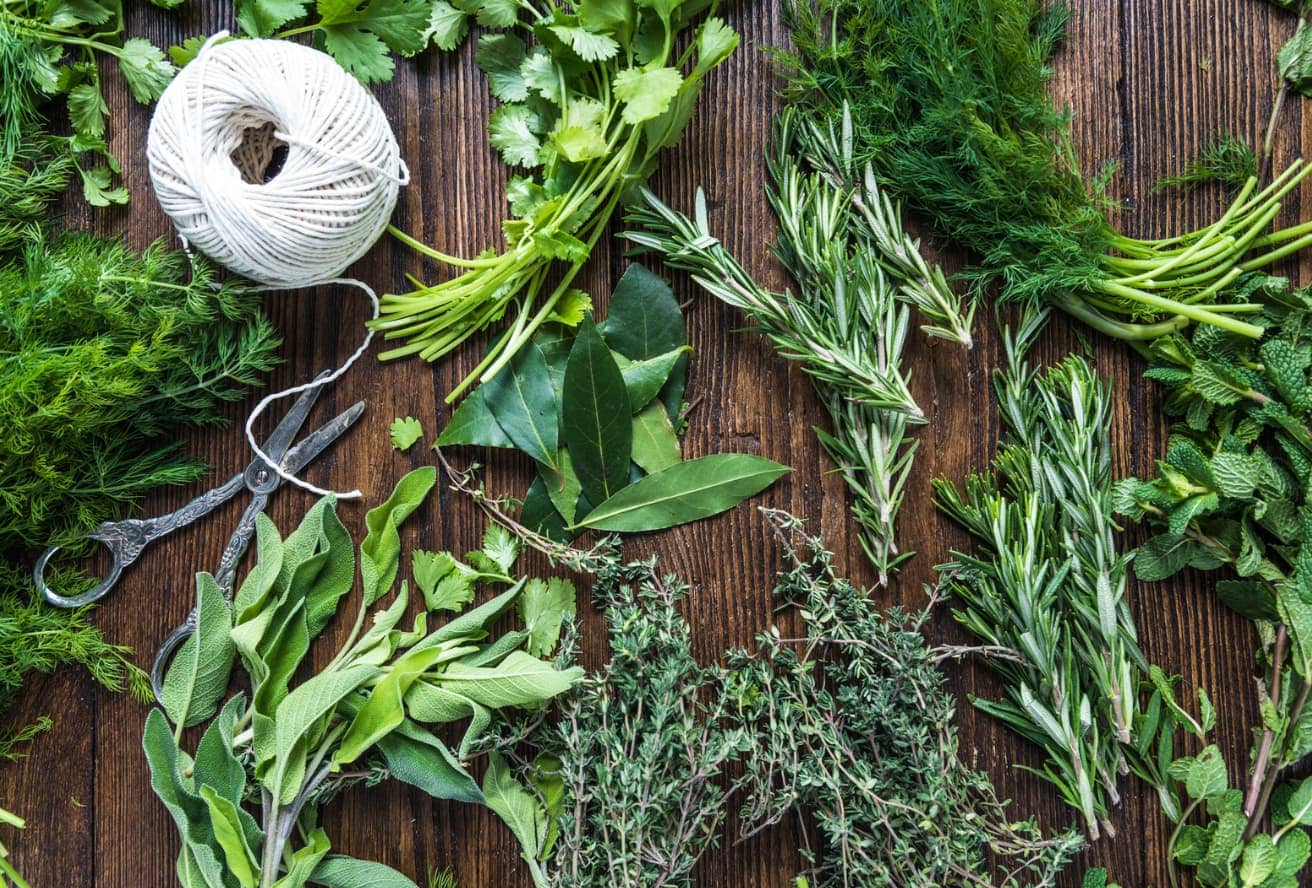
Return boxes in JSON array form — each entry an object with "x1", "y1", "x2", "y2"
[
  {"x1": 547, "y1": 24, "x2": 620, "y2": 62},
  {"x1": 476, "y1": 34, "x2": 529, "y2": 102},
  {"x1": 550, "y1": 96, "x2": 608, "y2": 161},
  {"x1": 612, "y1": 66, "x2": 683, "y2": 123},
  {"x1": 66, "y1": 83, "x2": 107, "y2": 138},
  {"x1": 117, "y1": 38, "x2": 177, "y2": 103},
  {"x1": 236, "y1": 0, "x2": 311, "y2": 37},
  {"x1": 426, "y1": 0, "x2": 470, "y2": 51},
  {"x1": 479, "y1": 524, "x2": 521, "y2": 574},
  {"x1": 318, "y1": 0, "x2": 432, "y2": 57},
  {"x1": 516, "y1": 577, "x2": 576, "y2": 656},
  {"x1": 78, "y1": 164, "x2": 129, "y2": 207},
  {"x1": 489, "y1": 105, "x2": 544, "y2": 168},
  {"x1": 521, "y1": 48, "x2": 563, "y2": 103},
  {"x1": 694, "y1": 17, "x2": 739, "y2": 75},
  {"x1": 168, "y1": 35, "x2": 211, "y2": 67},
  {"x1": 389, "y1": 416, "x2": 425, "y2": 451},
  {"x1": 411, "y1": 550, "x2": 478, "y2": 612},
  {"x1": 474, "y1": 0, "x2": 521, "y2": 27},
  {"x1": 321, "y1": 26, "x2": 396, "y2": 82}
]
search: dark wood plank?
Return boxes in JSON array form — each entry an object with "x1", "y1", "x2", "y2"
[{"x1": 5, "y1": 1, "x2": 1311, "y2": 885}]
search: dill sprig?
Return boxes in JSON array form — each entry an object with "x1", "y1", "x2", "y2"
[{"x1": 779, "y1": 0, "x2": 1312, "y2": 343}]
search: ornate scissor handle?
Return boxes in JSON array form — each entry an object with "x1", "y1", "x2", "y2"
[{"x1": 35, "y1": 473, "x2": 246, "y2": 609}]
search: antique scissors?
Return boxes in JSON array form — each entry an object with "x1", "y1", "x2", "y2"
[{"x1": 33, "y1": 371, "x2": 365, "y2": 699}]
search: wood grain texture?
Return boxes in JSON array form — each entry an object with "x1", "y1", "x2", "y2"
[{"x1": 3, "y1": 0, "x2": 1308, "y2": 884}]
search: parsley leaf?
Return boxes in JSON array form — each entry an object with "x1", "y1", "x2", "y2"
[{"x1": 389, "y1": 416, "x2": 425, "y2": 451}]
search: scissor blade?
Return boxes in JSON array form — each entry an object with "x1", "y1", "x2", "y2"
[
  {"x1": 279, "y1": 400, "x2": 366, "y2": 478},
  {"x1": 260, "y1": 369, "x2": 333, "y2": 464}
]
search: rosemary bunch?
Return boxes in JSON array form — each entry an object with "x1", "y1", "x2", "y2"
[
  {"x1": 935, "y1": 314, "x2": 1171, "y2": 841},
  {"x1": 780, "y1": 0, "x2": 1312, "y2": 343},
  {"x1": 625, "y1": 111, "x2": 972, "y2": 581}
]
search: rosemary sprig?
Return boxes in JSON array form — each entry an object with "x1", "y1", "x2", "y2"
[
  {"x1": 624, "y1": 110, "x2": 971, "y2": 582},
  {"x1": 934, "y1": 312, "x2": 1169, "y2": 841}
]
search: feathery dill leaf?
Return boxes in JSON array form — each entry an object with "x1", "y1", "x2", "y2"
[
  {"x1": 1155, "y1": 135, "x2": 1258, "y2": 194},
  {"x1": 780, "y1": 0, "x2": 1312, "y2": 342}
]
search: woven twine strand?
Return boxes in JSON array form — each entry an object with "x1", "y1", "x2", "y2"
[{"x1": 147, "y1": 34, "x2": 409, "y2": 498}]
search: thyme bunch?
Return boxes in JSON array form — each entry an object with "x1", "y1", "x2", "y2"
[{"x1": 729, "y1": 511, "x2": 1083, "y2": 887}]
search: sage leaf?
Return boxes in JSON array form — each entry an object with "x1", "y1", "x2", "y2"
[
  {"x1": 362, "y1": 468, "x2": 436, "y2": 604},
  {"x1": 199, "y1": 785, "x2": 259, "y2": 888},
  {"x1": 517, "y1": 577, "x2": 576, "y2": 657},
  {"x1": 483, "y1": 751, "x2": 548, "y2": 866},
  {"x1": 631, "y1": 402, "x2": 681, "y2": 473},
  {"x1": 437, "y1": 384, "x2": 515, "y2": 449},
  {"x1": 577, "y1": 454, "x2": 790, "y2": 532},
  {"x1": 142, "y1": 709, "x2": 228, "y2": 887},
  {"x1": 617, "y1": 347, "x2": 689, "y2": 412},
  {"x1": 404, "y1": 681, "x2": 493, "y2": 756},
  {"x1": 483, "y1": 341, "x2": 560, "y2": 469},
  {"x1": 375, "y1": 720, "x2": 484, "y2": 804},
  {"x1": 193, "y1": 695, "x2": 251, "y2": 810},
  {"x1": 161, "y1": 572, "x2": 235, "y2": 730},
  {"x1": 295, "y1": 499, "x2": 355, "y2": 640},
  {"x1": 562, "y1": 315, "x2": 632, "y2": 506},
  {"x1": 310, "y1": 855, "x2": 423, "y2": 888},
  {"x1": 270, "y1": 826, "x2": 330, "y2": 888},
  {"x1": 250, "y1": 605, "x2": 310, "y2": 724},
  {"x1": 435, "y1": 650, "x2": 583, "y2": 708},
  {"x1": 270, "y1": 663, "x2": 380, "y2": 805},
  {"x1": 335, "y1": 646, "x2": 451, "y2": 766},
  {"x1": 431, "y1": 580, "x2": 524, "y2": 643},
  {"x1": 232, "y1": 513, "x2": 283, "y2": 623}
]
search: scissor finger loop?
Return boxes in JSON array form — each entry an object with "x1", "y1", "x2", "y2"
[{"x1": 151, "y1": 612, "x2": 199, "y2": 700}]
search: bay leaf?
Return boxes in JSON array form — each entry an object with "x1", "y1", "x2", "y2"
[
  {"x1": 437, "y1": 384, "x2": 515, "y2": 449},
  {"x1": 577, "y1": 454, "x2": 790, "y2": 532},
  {"x1": 562, "y1": 315, "x2": 632, "y2": 505},
  {"x1": 482, "y1": 341, "x2": 560, "y2": 469},
  {"x1": 617, "y1": 346, "x2": 690, "y2": 413},
  {"x1": 631, "y1": 402, "x2": 681, "y2": 474}
]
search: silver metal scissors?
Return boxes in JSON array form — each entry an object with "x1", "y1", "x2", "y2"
[{"x1": 33, "y1": 370, "x2": 365, "y2": 699}]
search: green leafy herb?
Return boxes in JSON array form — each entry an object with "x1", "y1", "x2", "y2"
[
  {"x1": 778, "y1": 0, "x2": 1312, "y2": 343},
  {"x1": 1, "y1": 2, "x2": 178, "y2": 203},
  {"x1": 624, "y1": 108, "x2": 966, "y2": 582},
  {"x1": 370, "y1": 0, "x2": 738, "y2": 401},
  {"x1": 436, "y1": 265, "x2": 787, "y2": 537},
  {"x1": 233, "y1": 0, "x2": 433, "y2": 83},
  {"x1": 389, "y1": 416, "x2": 425, "y2": 451},
  {"x1": 144, "y1": 470, "x2": 583, "y2": 888}
]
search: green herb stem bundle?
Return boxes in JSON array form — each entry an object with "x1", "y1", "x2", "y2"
[
  {"x1": 371, "y1": 0, "x2": 739, "y2": 401},
  {"x1": 780, "y1": 0, "x2": 1312, "y2": 343},
  {"x1": 623, "y1": 108, "x2": 971, "y2": 582},
  {"x1": 935, "y1": 317, "x2": 1161, "y2": 841}
]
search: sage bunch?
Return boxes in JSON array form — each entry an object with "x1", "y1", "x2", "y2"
[{"x1": 144, "y1": 469, "x2": 584, "y2": 888}]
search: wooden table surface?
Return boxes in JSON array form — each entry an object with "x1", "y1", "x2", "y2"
[{"x1": 4, "y1": 1, "x2": 1306, "y2": 885}]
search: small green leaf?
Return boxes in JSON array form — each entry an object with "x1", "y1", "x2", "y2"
[
  {"x1": 517, "y1": 577, "x2": 576, "y2": 656},
  {"x1": 199, "y1": 786, "x2": 259, "y2": 888},
  {"x1": 389, "y1": 416, "x2": 424, "y2": 451},
  {"x1": 489, "y1": 105, "x2": 544, "y2": 168},
  {"x1": 361, "y1": 468, "x2": 437, "y2": 604},
  {"x1": 161, "y1": 573, "x2": 235, "y2": 730},
  {"x1": 1286, "y1": 777, "x2": 1312, "y2": 825},
  {"x1": 547, "y1": 24, "x2": 619, "y2": 61},
  {"x1": 563, "y1": 315, "x2": 633, "y2": 506},
  {"x1": 1280, "y1": 20, "x2": 1312, "y2": 96},
  {"x1": 310, "y1": 855, "x2": 423, "y2": 888},
  {"x1": 631, "y1": 402, "x2": 681, "y2": 473},
  {"x1": 577, "y1": 454, "x2": 789, "y2": 532},
  {"x1": 483, "y1": 342, "x2": 560, "y2": 469},
  {"x1": 438, "y1": 385, "x2": 515, "y2": 449},
  {"x1": 612, "y1": 66, "x2": 684, "y2": 123},
  {"x1": 600, "y1": 264, "x2": 685, "y2": 360},
  {"x1": 475, "y1": 33, "x2": 529, "y2": 101},
  {"x1": 1239, "y1": 833, "x2": 1277, "y2": 887},
  {"x1": 617, "y1": 347, "x2": 690, "y2": 413},
  {"x1": 118, "y1": 38, "x2": 176, "y2": 103},
  {"x1": 426, "y1": 1, "x2": 469, "y2": 50}
]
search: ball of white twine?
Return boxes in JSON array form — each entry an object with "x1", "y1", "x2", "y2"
[{"x1": 147, "y1": 34, "x2": 409, "y2": 499}]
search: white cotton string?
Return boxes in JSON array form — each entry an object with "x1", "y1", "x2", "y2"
[{"x1": 147, "y1": 33, "x2": 407, "y2": 499}]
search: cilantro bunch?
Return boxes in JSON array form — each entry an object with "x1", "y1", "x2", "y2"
[
  {"x1": 0, "y1": 0, "x2": 177, "y2": 204},
  {"x1": 370, "y1": 0, "x2": 739, "y2": 401}
]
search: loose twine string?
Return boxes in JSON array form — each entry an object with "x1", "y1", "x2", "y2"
[{"x1": 147, "y1": 33, "x2": 408, "y2": 498}]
